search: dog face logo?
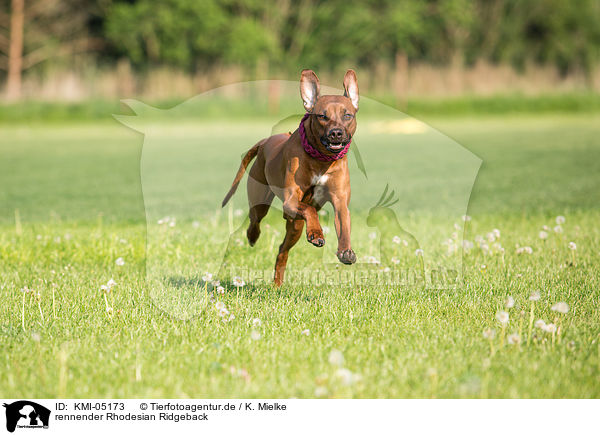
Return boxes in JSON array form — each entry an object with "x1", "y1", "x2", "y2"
[{"x1": 3, "y1": 401, "x2": 50, "y2": 432}]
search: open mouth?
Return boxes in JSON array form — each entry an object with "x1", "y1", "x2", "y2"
[{"x1": 320, "y1": 137, "x2": 347, "y2": 152}]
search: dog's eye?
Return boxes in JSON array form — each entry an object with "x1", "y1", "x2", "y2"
[
  {"x1": 343, "y1": 113, "x2": 354, "y2": 120},
  {"x1": 317, "y1": 114, "x2": 328, "y2": 121}
]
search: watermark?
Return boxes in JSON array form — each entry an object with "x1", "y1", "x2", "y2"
[{"x1": 115, "y1": 79, "x2": 481, "y2": 319}]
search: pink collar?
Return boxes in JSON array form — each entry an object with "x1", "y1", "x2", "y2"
[{"x1": 299, "y1": 113, "x2": 351, "y2": 162}]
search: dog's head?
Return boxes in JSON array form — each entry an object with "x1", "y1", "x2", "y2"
[{"x1": 300, "y1": 69, "x2": 359, "y2": 153}]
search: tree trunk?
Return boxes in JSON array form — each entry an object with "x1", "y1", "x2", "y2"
[{"x1": 6, "y1": 0, "x2": 24, "y2": 101}]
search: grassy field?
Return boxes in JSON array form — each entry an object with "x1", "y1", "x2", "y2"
[{"x1": 1, "y1": 112, "x2": 599, "y2": 398}]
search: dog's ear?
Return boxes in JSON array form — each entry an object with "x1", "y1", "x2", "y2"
[
  {"x1": 343, "y1": 70, "x2": 359, "y2": 110},
  {"x1": 300, "y1": 69, "x2": 320, "y2": 112}
]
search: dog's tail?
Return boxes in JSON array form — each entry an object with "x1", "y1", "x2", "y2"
[{"x1": 221, "y1": 141, "x2": 261, "y2": 207}]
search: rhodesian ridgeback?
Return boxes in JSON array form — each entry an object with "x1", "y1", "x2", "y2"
[{"x1": 222, "y1": 69, "x2": 359, "y2": 286}]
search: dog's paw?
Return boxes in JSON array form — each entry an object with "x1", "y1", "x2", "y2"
[
  {"x1": 307, "y1": 230, "x2": 325, "y2": 247},
  {"x1": 337, "y1": 249, "x2": 357, "y2": 265}
]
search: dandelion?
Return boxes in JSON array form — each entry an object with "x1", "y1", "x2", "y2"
[
  {"x1": 368, "y1": 231, "x2": 377, "y2": 240},
  {"x1": 31, "y1": 332, "x2": 41, "y2": 342},
  {"x1": 322, "y1": 226, "x2": 331, "y2": 235},
  {"x1": 486, "y1": 232, "x2": 496, "y2": 243},
  {"x1": 250, "y1": 330, "x2": 261, "y2": 341},
  {"x1": 365, "y1": 256, "x2": 380, "y2": 264},
  {"x1": 216, "y1": 286, "x2": 225, "y2": 295},
  {"x1": 462, "y1": 240, "x2": 474, "y2": 252},
  {"x1": 328, "y1": 349, "x2": 344, "y2": 366},
  {"x1": 544, "y1": 323, "x2": 557, "y2": 333},
  {"x1": 551, "y1": 302, "x2": 569, "y2": 314},
  {"x1": 535, "y1": 319, "x2": 546, "y2": 329},
  {"x1": 232, "y1": 276, "x2": 245, "y2": 287},
  {"x1": 391, "y1": 257, "x2": 400, "y2": 265},
  {"x1": 115, "y1": 257, "x2": 125, "y2": 266},
  {"x1": 529, "y1": 292, "x2": 540, "y2": 301},
  {"x1": 252, "y1": 318, "x2": 262, "y2": 328},
  {"x1": 539, "y1": 231, "x2": 548, "y2": 240},
  {"x1": 497, "y1": 311, "x2": 509, "y2": 347},
  {"x1": 527, "y1": 292, "x2": 540, "y2": 346},
  {"x1": 496, "y1": 311, "x2": 509, "y2": 325},
  {"x1": 483, "y1": 328, "x2": 496, "y2": 355},
  {"x1": 100, "y1": 284, "x2": 109, "y2": 293},
  {"x1": 554, "y1": 225, "x2": 563, "y2": 234},
  {"x1": 301, "y1": 329, "x2": 310, "y2": 336},
  {"x1": 215, "y1": 301, "x2": 226, "y2": 311},
  {"x1": 415, "y1": 249, "x2": 424, "y2": 257},
  {"x1": 392, "y1": 235, "x2": 401, "y2": 244},
  {"x1": 202, "y1": 272, "x2": 213, "y2": 282},
  {"x1": 505, "y1": 296, "x2": 515, "y2": 309},
  {"x1": 107, "y1": 279, "x2": 116, "y2": 288},
  {"x1": 492, "y1": 228, "x2": 501, "y2": 238},
  {"x1": 315, "y1": 386, "x2": 328, "y2": 397},
  {"x1": 556, "y1": 216, "x2": 566, "y2": 225},
  {"x1": 568, "y1": 242, "x2": 576, "y2": 250},
  {"x1": 334, "y1": 368, "x2": 357, "y2": 386},
  {"x1": 507, "y1": 333, "x2": 521, "y2": 345}
]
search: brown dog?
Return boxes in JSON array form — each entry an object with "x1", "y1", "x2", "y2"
[{"x1": 222, "y1": 69, "x2": 359, "y2": 286}]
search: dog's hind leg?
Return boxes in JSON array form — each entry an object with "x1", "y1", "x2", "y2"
[
  {"x1": 274, "y1": 218, "x2": 304, "y2": 286},
  {"x1": 246, "y1": 176, "x2": 274, "y2": 246}
]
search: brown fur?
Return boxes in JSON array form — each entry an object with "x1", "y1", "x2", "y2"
[{"x1": 222, "y1": 69, "x2": 359, "y2": 286}]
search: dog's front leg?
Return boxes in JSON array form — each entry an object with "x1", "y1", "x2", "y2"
[
  {"x1": 282, "y1": 185, "x2": 324, "y2": 247},
  {"x1": 330, "y1": 191, "x2": 356, "y2": 265}
]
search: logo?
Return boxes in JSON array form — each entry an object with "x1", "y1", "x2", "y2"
[{"x1": 3, "y1": 401, "x2": 50, "y2": 433}]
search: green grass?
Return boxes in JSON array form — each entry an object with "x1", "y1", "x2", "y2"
[
  {"x1": 1, "y1": 113, "x2": 599, "y2": 398},
  {"x1": 1, "y1": 93, "x2": 599, "y2": 124}
]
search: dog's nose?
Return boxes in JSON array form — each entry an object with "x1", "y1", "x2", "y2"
[{"x1": 328, "y1": 128, "x2": 344, "y2": 141}]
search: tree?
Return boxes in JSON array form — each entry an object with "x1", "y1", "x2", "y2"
[{"x1": 0, "y1": 0, "x2": 100, "y2": 100}]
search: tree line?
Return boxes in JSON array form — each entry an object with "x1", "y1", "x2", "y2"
[{"x1": 1, "y1": 0, "x2": 599, "y2": 100}]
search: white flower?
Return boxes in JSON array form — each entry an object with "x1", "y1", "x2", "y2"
[
  {"x1": 496, "y1": 311, "x2": 509, "y2": 325},
  {"x1": 391, "y1": 257, "x2": 400, "y2": 265},
  {"x1": 542, "y1": 225, "x2": 550, "y2": 231},
  {"x1": 216, "y1": 285, "x2": 225, "y2": 295},
  {"x1": 368, "y1": 231, "x2": 377, "y2": 240},
  {"x1": 505, "y1": 296, "x2": 515, "y2": 309},
  {"x1": 554, "y1": 225, "x2": 563, "y2": 234},
  {"x1": 365, "y1": 256, "x2": 380, "y2": 264},
  {"x1": 250, "y1": 330, "x2": 261, "y2": 341},
  {"x1": 211, "y1": 280, "x2": 220, "y2": 287},
  {"x1": 462, "y1": 215, "x2": 472, "y2": 222},
  {"x1": 334, "y1": 368, "x2": 356, "y2": 386},
  {"x1": 301, "y1": 329, "x2": 310, "y2": 336},
  {"x1": 539, "y1": 231, "x2": 548, "y2": 240},
  {"x1": 100, "y1": 285, "x2": 109, "y2": 293},
  {"x1": 328, "y1": 349, "x2": 344, "y2": 366},
  {"x1": 543, "y1": 323, "x2": 557, "y2": 333},
  {"x1": 529, "y1": 291, "x2": 540, "y2": 301},
  {"x1": 568, "y1": 242, "x2": 577, "y2": 250},
  {"x1": 232, "y1": 276, "x2": 245, "y2": 287},
  {"x1": 556, "y1": 216, "x2": 566, "y2": 225},
  {"x1": 106, "y1": 306, "x2": 113, "y2": 314},
  {"x1": 535, "y1": 319, "x2": 546, "y2": 329},
  {"x1": 21, "y1": 286, "x2": 31, "y2": 294},
  {"x1": 31, "y1": 332, "x2": 41, "y2": 342},
  {"x1": 252, "y1": 318, "x2": 262, "y2": 328},
  {"x1": 192, "y1": 221, "x2": 200, "y2": 229},
  {"x1": 322, "y1": 226, "x2": 331, "y2": 235},
  {"x1": 392, "y1": 236, "x2": 401, "y2": 244},
  {"x1": 482, "y1": 328, "x2": 496, "y2": 339},
  {"x1": 115, "y1": 257, "x2": 125, "y2": 266},
  {"x1": 415, "y1": 249, "x2": 424, "y2": 257},
  {"x1": 215, "y1": 301, "x2": 226, "y2": 311},
  {"x1": 107, "y1": 279, "x2": 116, "y2": 288},
  {"x1": 202, "y1": 272, "x2": 213, "y2": 282},
  {"x1": 551, "y1": 302, "x2": 569, "y2": 314},
  {"x1": 486, "y1": 232, "x2": 496, "y2": 243},
  {"x1": 492, "y1": 228, "x2": 501, "y2": 238},
  {"x1": 507, "y1": 333, "x2": 521, "y2": 345},
  {"x1": 315, "y1": 386, "x2": 328, "y2": 397},
  {"x1": 516, "y1": 246, "x2": 533, "y2": 255}
]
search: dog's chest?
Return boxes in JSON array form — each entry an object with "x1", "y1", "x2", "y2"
[{"x1": 310, "y1": 174, "x2": 329, "y2": 204}]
